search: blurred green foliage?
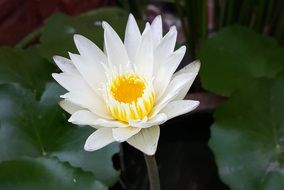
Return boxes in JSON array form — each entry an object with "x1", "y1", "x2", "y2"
[
  {"x1": 209, "y1": 74, "x2": 284, "y2": 190},
  {"x1": 199, "y1": 26, "x2": 284, "y2": 190},
  {"x1": 0, "y1": 1, "x2": 283, "y2": 189},
  {"x1": 199, "y1": 26, "x2": 284, "y2": 96},
  {"x1": 176, "y1": 0, "x2": 284, "y2": 189},
  {"x1": 0, "y1": 7, "x2": 132, "y2": 190}
]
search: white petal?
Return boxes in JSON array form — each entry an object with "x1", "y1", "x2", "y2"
[
  {"x1": 154, "y1": 46, "x2": 186, "y2": 100},
  {"x1": 61, "y1": 92, "x2": 112, "y2": 119},
  {"x1": 59, "y1": 100, "x2": 82, "y2": 114},
  {"x1": 112, "y1": 127, "x2": 141, "y2": 142},
  {"x1": 173, "y1": 60, "x2": 201, "y2": 100},
  {"x1": 68, "y1": 110, "x2": 99, "y2": 125},
  {"x1": 102, "y1": 21, "x2": 131, "y2": 73},
  {"x1": 53, "y1": 56, "x2": 77, "y2": 74},
  {"x1": 155, "y1": 26, "x2": 177, "y2": 61},
  {"x1": 69, "y1": 110, "x2": 127, "y2": 128},
  {"x1": 129, "y1": 113, "x2": 167, "y2": 128},
  {"x1": 73, "y1": 34, "x2": 107, "y2": 64},
  {"x1": 68, "y1": 53, "x2": 106, "y2": 95},
  {"x1": 124, "y1": 14, "x2": 141, "y2": 63},
  {"x1": 52, "y1": 72, "x2": 90, "y2": 93},
  {"x1": 127, "y1": 126, "x2": 160, "y2": 155},
  {"x1": 52, "y1": 70, "x2": 111, "y2": 119},
  {"x1": 84, "y1": 128, "x2": 115, "y2": 151},
  {"x1": 160, "y1": 100, "x2": 199, "y2": 120},
  {"x1": 150, "y1": 71, "x2": 193, "y2": 117},
  {"x1": 151, "y1": 15, "x2": 162, "y2": 47},
  {"x1": 153, "y1": 26, "x2": 178, "y2": 77},
  {"x1": 134, "y1": 23, "x2": 154, "y2": 79}
]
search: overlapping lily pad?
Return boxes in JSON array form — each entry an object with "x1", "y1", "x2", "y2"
[
  {"x1": 199, "y1": 26, "x2": 284, "y2": 96},
  {"x1": 209, "y1": 73, "x2": 284, "y2": 190},
  {"x1": 0, "y1": 8, "x2": 135, "y2": 189},
  {"x1": 0, "y1": 48, "x2": 53, "y2": 96},
  {"x1": 0, "y1": 157, "x2": 107, "y2": 190},
  {"x1": 0, "y1": 83, "x2": 119, "y2": 188},
  {"x1": 37, "y1": 7, "x2": 130, "y2": 61}
]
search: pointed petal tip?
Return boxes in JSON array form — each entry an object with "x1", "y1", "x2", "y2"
[
  {"x1": 191, "y1": 60, "x2": 201, "y2": 71},
  {"x1": 73, "y1": 34, "x2": 85, "y2": 45},
  {"x1": 128, "y1": 13, "x2": 135, "y2": 20},
  {"x1": 73, "y1": 34, "x2": 80, "y2": 41},
  {"x1": 68, "y1": 52, "x2": 79, "y2": 60},
  {"x1": 102, "y1": 21, "x2": 109, "y2": 30},
  {"x1": 191, "y1": 100, "x2": 200, "y2": 110},
  {"x1": 179, "y1": 45, "x2": 187, "y2": 53},
  {"x1": 84, "y1": 143, "x2": 94, "y2": 152},
  {"x1": 146, "y1": 22, "x2": 151, "y2": 27},
  {"x1": 143, "y1": 150, "x2": 156, "y2": 156},
  {"x1": 67, "y1": 115, "x2": 74, "y2": 123},
  {"x1": 169, "y1": 25, "x2": 177, "y2": 33},
  {"x1": 142, "y1": 22, "x2": 152, "y2": 35},
  {"x1": 193, "y1": 59, "x2": 201, "y2": 66},
  {"x1": 151, "y1": 15, "x2": 162, "y2": 27},
  {"x1": 60, "y1": 94, "x2": 67, "y2": 99},
  {"x1": 51, "y1": 73, "x2": 60, "y2": 81},
  {"x1": 53, "y1": 55, "x2": 60, "y2": 62},
  {"x1": 155, "y1": 15, "x2": 162, "y2": 20},
  {"x1": 68, "y1": 51, "x2": 73, "y2": 57}
]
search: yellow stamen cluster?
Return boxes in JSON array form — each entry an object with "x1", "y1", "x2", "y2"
[
  {"x1": 107, "y1": 74, "x2": 155, "y2": 122},
  {"x1": 110, "y1": 74, "x2": 145, "y2": 103}
]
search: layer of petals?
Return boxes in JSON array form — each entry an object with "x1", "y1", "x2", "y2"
[
  {"x1": 154, "y1": 46, "x2": 186, "y2": 100},
  {"x1": 127, "y1": 125, "x2": 160, "y2": 155},
  {"x1": 150, "y1": 70, "x2": 194, "y2": 117},
  {"x1": 112, "y1": 127, "x2": 141, "y2": 142},
  {"x1": 154, "y1": 26, "x2": 177, "y2": 65},
  {"x1": 52, "y1": 70, "x2": 111, "y2": 119},
  {"x1": 153, "y1": 26, "x2": 178, "y2": 89},
  {"x1": 61, "y1": 92, "x2": 111, "y2": 119},
  {"x1": 84, "y1": 128, "x2": 115, "y2": 151},
  {"x1": 73, "y1": 34, "x2": 107, "y2": 65},
  {"x1": 134, "y1": 23, "x2": 154, "y2": 79},
  {"x1": 160, "y1": 100, "x2": 199, "y2": 120},
  {"x1": 53, "y1": 56, "x2": 77, "y2": 74},
  {"x1": 151, "y1": 15, "x2": 162, "y2": 47},
  {"x1": 124, "y1": 14, "x2": 141, "y2": 63},
  {"x1": 68, "y1": 53, "x2": 106, "y2": 96},
  {"x1": 103, "y1": 21, "x2": 131, "y2": 74},
  {"x1": 59, "y1": 100, "x2": 82, "y2": 114},
  {"x1": 129, "y1": 113, "x2": 167, "y2": 128},
  {"x1": 172, "y1": 60, "x2": 200, "y2": 100},
  {"x1": 69, "y1": 110, "x2": 128, "y2": 128}
]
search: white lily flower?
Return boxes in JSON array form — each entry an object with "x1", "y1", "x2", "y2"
[{"x1": 52, "y1": 14, "x2": 200, "y2": 155}]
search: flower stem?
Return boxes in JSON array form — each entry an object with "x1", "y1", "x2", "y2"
[{"x1": 144, "y1": 154, "x2": 160, "y2": 190}]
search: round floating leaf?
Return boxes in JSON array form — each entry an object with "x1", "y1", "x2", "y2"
[
  {"x1": 0, "y1": 83, "x2": 119, "y2": 186},
  {"x1": 0, "y1": 48, "x2": 54, "y2": 96},
  {"x1": 37, "y1": 8, "x2": 130, "y2": 60},
  {"x1": 0, "y1": 157, "x2": 107, "y2": 190},
  {"x1": 199, "y1": 26, "x2": 284, "y2": 96},
  {"x1": 209, "y1": 73, "x2": 284, "y2": 190}
]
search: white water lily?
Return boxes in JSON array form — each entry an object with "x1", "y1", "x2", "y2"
[{"x1": 52, "y1": 14, "x2": 200, "y2": 155}]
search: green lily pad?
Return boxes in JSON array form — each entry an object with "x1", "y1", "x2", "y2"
[
  {"x1": 0, "y1": 48, "x2": 53, "y2": 96},
  {"x1": 0, "y1": 157, "x2": 107, "y2": 190},
  {"x1": 0, "y1": 83, "x2": 119, "y2": 186},
  {"x1": 37, "y1": 8, "x2": 129, "y2": 61},
  {"x1": 209, "y1": 73, "x2": 284, "y2": 190},
  {"x1": 199, "y1": 26, "x2": 284, "y2": 96}
]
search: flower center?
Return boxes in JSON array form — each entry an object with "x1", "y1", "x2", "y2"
[
  {"x1": 110, "y1": 74, "x2": 145, "y2": 103},
  {"x1": 107, "y1": 73, "x2": 155, "y2": 122}
]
